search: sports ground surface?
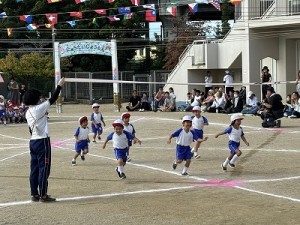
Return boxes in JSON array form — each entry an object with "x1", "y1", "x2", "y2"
[{"x1": 0, "y1": 104, "x2": 299, "y2": 225}]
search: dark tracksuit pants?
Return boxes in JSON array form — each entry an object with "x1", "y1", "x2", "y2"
[{"x1": 29, "y1": 137, "x2": 51, "y2": 197}]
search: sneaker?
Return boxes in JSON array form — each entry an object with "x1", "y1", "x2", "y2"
[
  {"x1": 127, "y1": 157, "x2": 131, "y2": 162},
  {"x1": 221, "y1": 163, "x2": 227, "y2": 171},
  {"x1": 92, "y1": 140, "x2": 96, "y2": 143},
  {"x1": 120, "y1": 173, "x2": 126, "y2": 179},
  {"x1": 31, "y1": 195, "x2": 40, "y2": 202},
  {"x1": 81, "y1": 155, "x2": 85, "y2": 161},
  {"x1": 115, "y1": 168, "x2": 121, "y2": 178},
  {"x1": 72, "y1": 159, "x2": 76, "y2": 166},
  {"x1": 228, "y1": 163, "x2": 235, "y2": 168},
  {"x1": 194, "y1": 154, "x2": 201, "y2": 159},
  {"x1": 181, "y1": 172, "x2": 189, "y2": 176},
  {"x1": 172, "y1": 161, "x2": 177, "y2": 170},
  {"x1": 288, "y1": 115, "x2": 297, "y2": 118},
  {"x1": 97, "y1": 136, "x2": 101, "y2": 140},
  {"x1": 40, "y1": 195, "x2": 56, "y2": 203},
  {"x1": 139, "y1": 109, "x2": 142, "y2": 112}
]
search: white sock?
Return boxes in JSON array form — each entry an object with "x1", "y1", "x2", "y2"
[
  {"x1": 230, "y1": 155, "x2": 239, "y2": 164},
  {"x1": 118, "y1": 166, "x2": 123, "y2": 173},
  {"x1": 173, "y1": 160, "x2": 177, "y2": 165},
  {"x1": 191, "y1": 148, "x2": 195, "y2": 153},
  {"x1": 182, "y1": 166, "x2": 188, "y2": 174},
  {"x1": 72, "y1": 158, "x2": 75, "y2": 161},
  {"x1": 80, "y1": 151, "x2": 83, "y2": 156},
  {"x1": 223, "y1": 158, "x2": 230, "y2": 167}
]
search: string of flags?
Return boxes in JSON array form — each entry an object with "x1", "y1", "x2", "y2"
[{"x1": 1, "y1": 0, "x2": 232, "y2": 37}]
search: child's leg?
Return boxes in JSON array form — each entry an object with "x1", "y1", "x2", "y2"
[
  {"x1": 92, "y1": 133, "x2": 96, "y2": 142},
  {"x1": 222, "y1": 153, "x2": 234, "y2": 168},
  {"x1": 72, "y1": 152, "x2": 80, "y2": 165},
  {"x1": 117, "y1": 158, "x2": 124, "y2": 173},
  {"x1": 182, "y1": 159, "x2": 191, "y2": 175},
  {"x1": 82, "y1": 149, "x2": 88, "y2": 155},
  {"x1": 229, "y1": 149, "x2": 242, "y2": 166},
  {"x1": 127, "y1": 146, "x2": 131, "y2": 162},
  {"x1": 192, "y1": 142, "x2": 201, "y2": 158}
]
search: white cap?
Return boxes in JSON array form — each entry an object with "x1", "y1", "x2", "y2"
[
  {"x1": 0, "y1": 95, "x2": 4, "y2": 100},
  {"x1": 182, "y1": 115, "x2": 192, "y2": 122},
  {"x1": 92, "y1": 103, "x2": 100, "y2": 108},
  {"x1": 247, "y1": 91, "x2": 254, "y2": 98},
  {"x1": 192, "y1": 106, "x2": 201, "y2": 112},
  {"x1": 230, "y1": 114, "x2": 244, "y2": 122},
  {"x1": 112, "y1": 119, "x2": 124, "y2": 127}
]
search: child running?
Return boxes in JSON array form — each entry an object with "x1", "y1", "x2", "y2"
[
  {"x1": 191, "y1": 106, "x2": 209, "y2": 159},
  {"x1": 102, "y1": 119, "x2": 141, "y2": 179},
  {"x1": 121, "y1": 112, "x2": 136, "y2": 162},
  {"x1": 91, "y1": 103, "x2": 106, "y2": 143},
  {"x1": 167, "y1": 115, "x2": 208, "y2": 175},
  {"x1": 215, "y1": 114, "x2": 249, "y2": 171},
  {"x1": 72, "y1": 116, "x2": 90, "y2": 166}
]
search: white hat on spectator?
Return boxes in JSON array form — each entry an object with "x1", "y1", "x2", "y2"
[
  {"x1": 247, "y1": 91, "x2": 254, "y2": 98},
  {"x1": 0, "y1": 95, "x2": 4, "y2": 100}
]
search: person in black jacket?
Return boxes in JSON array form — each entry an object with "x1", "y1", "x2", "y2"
[{"x1": 223, "y1": 90, "x2": 244, "y2": 114}]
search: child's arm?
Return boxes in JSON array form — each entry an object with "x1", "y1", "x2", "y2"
[
  {"x1": 167, "y1": 135, "x2": 173, "y2": 144},
  {"x1": 74, "y1": 135, "x2": 80, "y2": 143},
  {"x1": 241, "y1": 135, "x2": 249, "y2": 146},
  {"x1": 101, "y1": 115, "x2": 106, "y2": 127},
  {"x1": 102, "y1": 139, "x2": 109, "y2": 149},
  {"x1": 196, "y1": 136, "x2": 208, "y2": 142},
  {"x1": 133, "y1": 137, "x2": 141, "y2": 145},
  {"x1": 215, "y1": 131, "x2": 225, "y2": 138}
]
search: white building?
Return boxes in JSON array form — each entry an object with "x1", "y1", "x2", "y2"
[{"x1": 164, "y1": 0, "x2": 300, "y2": 101}]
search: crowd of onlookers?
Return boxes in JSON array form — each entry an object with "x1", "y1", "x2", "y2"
[{"x1": 0, "y1": 76, "x2": 28, "y2": 125}]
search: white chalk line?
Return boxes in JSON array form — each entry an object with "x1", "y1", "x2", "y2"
[
  {"x1": 0, "y1": 186, "x2": 194, "y2": 208},
  {"x1": 247, "y1": 176, "x2": 300, "y2": 183},
  {"x1": 0, "y1": 151, "x2": 29, "y2": 162}
]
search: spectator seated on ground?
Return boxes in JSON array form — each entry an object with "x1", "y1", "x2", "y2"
[
  {"x1": 241, "y1": 91, "x2": 260, "y2": 115},
  {"x1": 185, "y1": 90, "x2": 202, "y2": 112},
  {"x1": 201, "y1": 89, "x2": 215, "y2": 112},
  {"x1": 178, "y1": 92, "x2": 192, "y2": 111},
  {"x1": 260, "y1": 87, "x2": 284, "y2": 128},
  {"x1": 159, "y1": 92, "x2": 175, "y2": 112},
  {"x1": 153, "y1": 87, "x2": 165, "y2": 112},
  {"x1": 223, "y1": 90, "x2": 244, "y2": 114},
  {"x1": 139, "y1": 92, "x2": 151, "y2": 111},
  {"x1": 126, "y1": 90, "x2": 141, "y2": 111},
  {"x1": 284, "y1": 92, "x2": 300, "y2": 118},
  {"x1": 283, "y1": 94, "x2": 292, "y2": 117},
  {"x1": 207, "y1": 91, "x2": 225, "y2": 113}
]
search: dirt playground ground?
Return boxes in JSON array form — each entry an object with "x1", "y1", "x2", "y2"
[{"x1": 0, "y1": 104, "x2": 299, "y2": 225}]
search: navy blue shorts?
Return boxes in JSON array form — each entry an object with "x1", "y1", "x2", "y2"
[
  {"x1": 193, "y1": 129, "x2": 203, "y2": 139},
  {"x1": 176, "y1": 145, "x2": 192, "y2": 161},
  {"x1": 0, "y1": 110, "x2": 6, "y2": 117},
  {"x1": 75, "y1": 140, "x2": 89, "y2": 153},
  {"x1": 92, "y1": 123, "x2": 102, "y2": 135},
  {"x1": 228, "y1": 141, "x2": 240, "y2": 155},
  {"x1": 114, "y1": 148, "x2": 128, "y2": 162}
]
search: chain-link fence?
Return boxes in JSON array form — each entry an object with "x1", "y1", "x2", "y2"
[{"x1": 62, "y1": 70, "x2": 170, "y2": 103}]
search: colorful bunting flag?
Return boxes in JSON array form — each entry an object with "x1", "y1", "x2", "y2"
[
  {"x1": 131, "y1": 0, "x2": 140, "y2": 6},
  {"x1": 45, "y1": 23, "x2": 54, "y2": 28},
  {"x1": 7, "y1": 28, "x2": 13, "y2": 37},
  {"x1": 209, "y1": 0, "x2": 221, "y2": 11},
  {"x1": 124, "y1": 13, "x2": 133, "y2": 20},
  {"x1": 108, "y1": 16, "x2": 120, "y2": 22},
  {"x1": 145, "y1": 10, "x2": 156, "y2": 22},
  {"x1": 142, "y1": 4, "x2": 155, "y2": 10},
  {"x1": 118, "y1": 7, "x2": 131, "y2": 15},
  {"x1": 0, "y1": 12, "x2": 7, "y2": 19},
  {"x1": 70, "y1": 11, "x2": 83, "y2": 18},
  {"x1": 46, "y1": 13, "x2": 58, "y2": 25},
  {"x1": 166, "y1": 6, "x2": 177, "y2": 16},
  {"x1": 188, "y1": 3, "x2": 198, "y2": 13},
  {"x1": 75, "y1": 0, "x2": 88, "y2": 4},
  {"x1": 47, "y1": 0, "x2": 62, "y2": 3},
  {"x1": 20, "y1": 15, "x2": 33, "y2": 23},
  {"x1": 26, "y1": 24, "x2": 39, "y2": 30},
  {"x1": 94, "y1": 9, "x2": 107, "y2": 15},
  {"x1": 67, "y1": 21, "x2": 76, "y2": 27}
]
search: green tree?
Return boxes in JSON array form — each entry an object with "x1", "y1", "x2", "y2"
[{"x1": 221, "y1": 0, "x2": 233, "y2": 37}]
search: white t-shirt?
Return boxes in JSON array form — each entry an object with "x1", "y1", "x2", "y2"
[
  {"x1": 26, "y1": 101, "x2": 51, "y2": 140},
  {"x1": 171, "y1": 128, "x2": 198, "y2": 146},
  {"x1": 205, "y1": 75, "x2": 213, "y2": 87},
  {"x1": 74, "y1": 127, "x2": 89, "y2": 141},
  {"x1": 191, "y1": 95, "x2": 202, "y2": 107},
  {"x1": 223, "y1": 74, "x2": 233, "y2": 87},
  {"x1": 246, "y1": 96, "x2": 258, "y2": 107}
]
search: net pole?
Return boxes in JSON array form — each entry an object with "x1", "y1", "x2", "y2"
[{"x1": 111, "y1": 39, "x2": 121, "y2": 112}]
